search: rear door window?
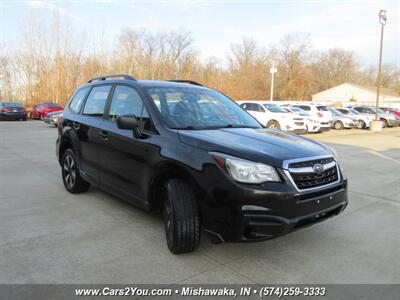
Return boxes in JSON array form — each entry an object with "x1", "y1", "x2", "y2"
[{"x1": 83, "y1": 85, "x2": 111, "y2": 117}]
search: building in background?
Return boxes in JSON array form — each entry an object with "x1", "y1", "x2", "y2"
[{"x1": 312, "y1": 83, "x2": 400, "y2": 107}]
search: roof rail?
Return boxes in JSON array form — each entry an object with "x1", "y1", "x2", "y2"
[
  {"x1": 87, "y1": 74, "x2": 137, "y2": 83},
  {"x1": 168, "y1": 80, "x2": 203, "y2": 86}
]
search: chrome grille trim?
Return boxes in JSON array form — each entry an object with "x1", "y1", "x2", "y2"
[{"x1": 283, "y1": 155, "x2": 341, "y2": 192}]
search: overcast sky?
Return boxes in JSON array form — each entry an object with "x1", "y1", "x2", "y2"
[{"x1": 1, "y1": 0, "x2": 399, "y2": 67}]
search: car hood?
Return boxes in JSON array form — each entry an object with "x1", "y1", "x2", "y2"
[{"x1": 178, "y1": 128, "x2": 331, "y2": 168}]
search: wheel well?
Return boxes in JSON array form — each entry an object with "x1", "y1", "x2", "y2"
[
  {"x1": 267, "y1": 119, "x2": 279, "y2": 125},
  {"x1": 148, "y1": 162, "x2": 204, "y2": 213},
  {"x1": 58, "y1": 137, "x2": 72, "y2": 164}
]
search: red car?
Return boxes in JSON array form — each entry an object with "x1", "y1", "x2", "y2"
[
  {"x1": 381, "y1": 107, "x2": 400, "y2": 118},
  {"x1": 30, "y1": 102, "x2": 64, "y2": 119}
]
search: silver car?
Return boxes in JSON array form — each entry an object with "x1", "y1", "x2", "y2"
[
  {"x1": 336, "y1": 108, "x2": 374, "y2": 129},
  {"x1": 351, "y1": 106, "x2": 400, "y2": 128},
  {"x1": 329, "y1": 109, "x2": 357, "y2": 130}
]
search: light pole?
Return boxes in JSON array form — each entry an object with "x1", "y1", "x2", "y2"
[
  {"x1": 375, "y1": 9, "x2": 387, "y2": 121},
  {"x1": 269, "y1": 59, "x2": 277, "y2": 102}
]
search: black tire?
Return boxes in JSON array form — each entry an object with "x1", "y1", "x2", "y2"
[
  {"x1": 22, "y1": 118, "x2": 27, "y2": 121},
  {"x1": 61, "y1": 149, "x2": 90, "y2": 194},
  {"x1": 266, "y1": 120, "x2": 281, "y2": 130},
  {"x1": 163, "y1": 179, "x2": 200, "y2": 254},
  {"x1": 334, "y1": 121, "x2": 344, "y2": 130},
  {"x1": 357, "y1": 120, "x2": 365, "y2": 129},
  {"x1": 380, "y1": 118, "x2": 388, "y2": 128}
]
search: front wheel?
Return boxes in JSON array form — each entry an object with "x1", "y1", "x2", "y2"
[
  {"x1": 266, "y1": 120, "x2": 281, "y2": 130},
  {"x1": 61, "y1": 149, "x2": 90, "y2": 193},
  {"x1": 163, "y1": 179, "x2": 200, "y2": 254},
  {"x1": 334, "y1": 121, "x2": 344, "y2": 130},
  {"x1": 380, "y1": 118, "x2": 388, "y2": 128}
]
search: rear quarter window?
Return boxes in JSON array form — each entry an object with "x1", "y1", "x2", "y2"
[{"x1": 69, "y1": 87, "x2": 90, "y2": 114}]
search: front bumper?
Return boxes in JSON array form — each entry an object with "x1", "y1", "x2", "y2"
[
  {"x1": 387, "y1": 119, "x2": 400, "y2": 127},
  {"x1": 44, "y1": 118, "x2": 56, "y2": 125},
  {"x1": 197, "y1": 164, "x2": 348, "y2": 242},
  {"x1": 285, "y1": 121, "x2": 307, "y2": 133},
  {"x1": 343, "y1": 122, "x2": 357, "y2": 128},
  {"x1": 237, "y1": 186, "x2": 347, "y2": 241},
  {"x1": 0, "y1": 112, "x2": 27, "y2": 120}
]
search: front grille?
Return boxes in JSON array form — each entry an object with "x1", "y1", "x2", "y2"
[
  {"x1": 295, "y1": 122, "x2": 304, "y2": 126},
  {"x1": 288, "y1": 157, "x2": 339, "y2": 190},
  {"x1": 289, "y1": 157, "x2": 334, "y2": 168}
]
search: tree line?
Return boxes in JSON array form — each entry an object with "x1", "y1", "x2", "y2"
[{"x1": 0, "y1": 13, "x2": 399, "y2": 106}]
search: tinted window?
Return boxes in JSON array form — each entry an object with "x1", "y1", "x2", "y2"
[
  {"x1": 245, "y1": 103, "x2": 258, "y2": 112},
  {"x1": 83, "y1": 85, "x2": 111, "y2": 117},
  {"x1": 337, "y1": 109, "x2": 350, "y2": 115},
  {"x1": 109, "y1": 85, "x2": 152, "y2": 131},
  {"x1": 254, "y1": 104, "x2": 265, "y2": 112},
  {"x1": 294, "y1": 105, "x2": 311, "y2": 111},
  {"x1": 263, "y1": 104, "x2": 287, "y2": 113},
  {"x1": 317, "y1": 105, "x2": 329, "y2": 111},
  {"x1": 69, "y1": 87, "x2": 90, "y2": 114}
]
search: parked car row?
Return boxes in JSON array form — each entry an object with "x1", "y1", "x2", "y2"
[
  {"x1": 0, "y1": 101, "x2": 64, "y2": 126},
  {"x1": 1, "y1": 99, "x2": 399, "y2": 133},
  {"x1": 238, "y1": 101, "x2": 400, "y2": 133}
]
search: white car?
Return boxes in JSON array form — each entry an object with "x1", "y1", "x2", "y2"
[
  {"x1": 290, "y1": 104, "x2": 332, "y2": 131},
  {"x1": 238, "y1": 101, "x2": 307, "y2": 132},
  {"x1": 284, "y1": 106, "x2": 321, "y2": 133},
  {"x1": 336, "y1": 108, "x2": 373, "y2": 129}
]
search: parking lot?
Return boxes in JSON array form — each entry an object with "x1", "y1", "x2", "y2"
[{"x1": 1, "y1": 120, "x2": 399, "y2": 284}]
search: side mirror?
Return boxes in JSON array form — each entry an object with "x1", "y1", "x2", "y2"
[{"x1": 117, "y1": 115, "x2": 142, "y2": 139}]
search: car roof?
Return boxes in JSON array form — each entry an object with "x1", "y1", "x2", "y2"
[{"x1": 84, "y1": 79, "x2": 210, "y2": 90}]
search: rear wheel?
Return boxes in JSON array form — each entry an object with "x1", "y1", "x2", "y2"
[
  {"x1": 266, "y1": 120, "x2": 281, "y2": 130},
  {"x1": 357, "y1": 120, "x2": 365, "y2": 129},
  {"x1": 380, "y1": 118, "x2": 388, "y2": 128},
  {"x1": 163, "y1": 179, "x2": 200, "y2": 254},
  {"x1": 61, "y1": 149, "x2": 90, "y2": 193},
  {"x1": 334, "y1": 121, "x2": 344, "y2": 130}
]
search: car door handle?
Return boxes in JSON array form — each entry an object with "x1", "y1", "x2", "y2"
[
  {"x1": 72, "y1": 122, "x2": 80, "y2": 130},
  {"x1": 98, "y1": 130, "x2": 108, "y2": 140}
]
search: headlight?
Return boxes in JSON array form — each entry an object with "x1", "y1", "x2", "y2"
[{"x1": 211, "y1": 154, "x2": 280, "y2": 184}]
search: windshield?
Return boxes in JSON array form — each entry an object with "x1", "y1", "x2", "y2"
[
  {"x1": 145, "y1": 86, "x2": 261, "y2": 129},
  {"x1": 350, "y1": 109, "x2": 360, "y2": 115},
  {"x1": 263, "y1": 104, "x2": 288, "y2": 113},
  {"x1": 377, "y1": 108, "x2": 386, "y2": 114},
  {"x1": 330, "y1": 109, "x2": 341, "y2": 116},
  {"x1": 1, "y1": 102, "x2": 22, "y2": 107}
]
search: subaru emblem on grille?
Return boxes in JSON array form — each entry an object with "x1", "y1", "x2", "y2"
[{"x1": 312, "y1": 163, "x2": 324, "y2": 174}]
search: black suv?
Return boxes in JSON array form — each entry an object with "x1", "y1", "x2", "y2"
[{"x1": 57, "y1": 74, "x2": 348, "y2": 254}]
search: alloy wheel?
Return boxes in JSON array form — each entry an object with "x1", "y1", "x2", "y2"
[{"x1": 63, "y1": 154, "x2": 76, "y2": 189}]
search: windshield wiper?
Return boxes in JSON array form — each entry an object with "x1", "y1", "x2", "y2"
[
  {"x1": 171, "y1": 126, "x2": 203, "y2": 130},
  {"x1": 218, "y1": 124, "x2": 258, "y2": 129}
]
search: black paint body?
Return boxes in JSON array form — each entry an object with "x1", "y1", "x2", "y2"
[{"x1": 57, "y1": 80, "x2": 348, "y2": 242}]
